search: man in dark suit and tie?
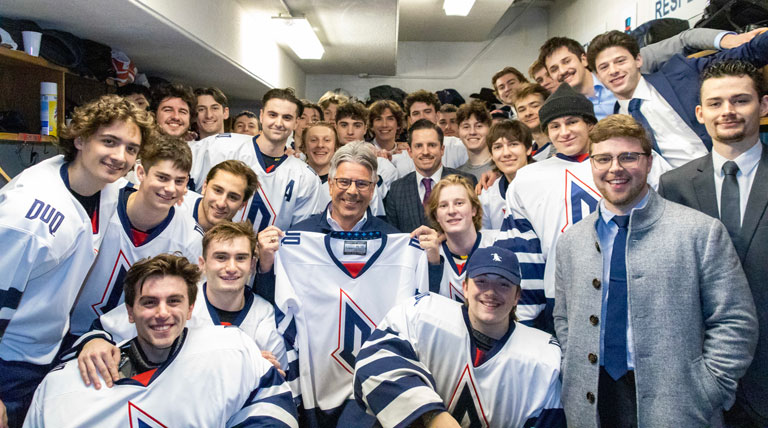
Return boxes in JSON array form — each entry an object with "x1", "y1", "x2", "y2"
[
  {"x1": 658, "y1": 59, "x2": 768, "y2": 427},
  {"x1": 385, "y1": 119, "x2": 477, "y2": 233}
]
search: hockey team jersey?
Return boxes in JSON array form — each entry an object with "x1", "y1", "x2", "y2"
[
  {"x1": 24, "y1": 326, "x2": 298, "y2": 428},
  {"x1": 273, "y1": 231, "x2": 429, "y2": 426},
  {"x1": 354, "y1": 293, "x2": 565, "y2": 428},
  {"x1": 479, "y1": 175, "x2": 509, "y2": 229},
  {"x1": 189, "y1": 133, "x2": 321, "y2": 232},
  {"x1": 71, "y1": 283, "x2": 288, "y2": 374},
  {"x1": 0, "y1": 156, "x2": 122, "y2": 365},
  {"x1": 432, "y1": 231, "x2": 499, "y2": 302},
  {"x1": 69, "y1": 187, "x2": 204, "y2": 336}
]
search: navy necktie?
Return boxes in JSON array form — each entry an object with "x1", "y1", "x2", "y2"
[
  {"x1": 605, "y1": 215, "x2": 630, "y2": 381},
  {"x1": 720, "y1": 161, "x2": 741, "y2": 239},
  {"x1": 628, "y1": 99, "x2": 661, "y2": 154}
]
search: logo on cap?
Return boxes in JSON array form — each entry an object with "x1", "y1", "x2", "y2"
[{"x1": 492, "y1": 253, "x2": 502, "y2": 262}]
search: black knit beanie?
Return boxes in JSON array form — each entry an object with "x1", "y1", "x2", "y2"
[{"x1": 538, "y1": 83, "x2": 597, "y2": 131}]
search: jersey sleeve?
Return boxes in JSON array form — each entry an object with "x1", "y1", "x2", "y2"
[
  {"x1": 226, "y1": 337, "x2": 299, "y2": 428},
  {"x1": 290, "y1": 169, "x2": 321, "y2": 226},
  {"x1": 521, "y1": 342, "x2": 566, "y2": 428},
  {"x1": 478, "y1": 189, "x2": 493, "y2": 229},
  {"x1": 22, "y1": 375, "x2": 47, "y2": 428},
  {"x1": 252, "y1": 297, "x2": 290, "y2": 377},
  {"x1": 494, "y1": 179, "x2": 547, "y2": 327},
  {"x1": 272, "y1": 251, "x2": 302, "y2": 398},
  {"x1": 353, "y1": 298, "x2": 445, "y2": 428}
]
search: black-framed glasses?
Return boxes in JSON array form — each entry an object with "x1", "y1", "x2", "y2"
[
  {"x1": 333, "y1": 177, "x2": 374, "y2": 191},
  {"x1": 591, "y1": 152, "x2": 648, "y2": 170}
]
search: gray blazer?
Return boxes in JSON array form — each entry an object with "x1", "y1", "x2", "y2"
[
  {"x1": 658, "y1": 147, "x2": 768, "y2": 421},
  {"x1": 554, "y1": 189, "x2": 757, "y2": 427},
  {"x1": 384, "y1": 168, "x2": 476, "y2": 233}
]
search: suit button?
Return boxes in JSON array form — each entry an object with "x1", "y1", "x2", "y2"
[
  {"x1": 588, "y1": 353, "x2": 598, "y2": 364},
  {"x1": 590, "y1": 315, "x2": 599, "y2": 326},
  {"x1": 592, "y1": 278, "x2": 601, "y2": 289},
  {"x1": 586, "y1": 392, "x2": 595, "y2": 404}
]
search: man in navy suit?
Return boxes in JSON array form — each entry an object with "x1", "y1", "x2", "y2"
[
  {"x1": 587, "y1": 28, "x2": 768, "y2": 169},
  {"x1": 385, "y1": 120, "x2": 476, "y2": 233},
  {"x1": 658, "y1": 59, "x2": 768, "y2": 427}
]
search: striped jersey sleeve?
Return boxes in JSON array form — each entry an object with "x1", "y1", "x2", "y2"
[
  {"x1": 228, "y1": 365, "x2": 299, "y2": 428},
  {"x1": 353, "y1": 302, "x2": 445, "y2": 428}
]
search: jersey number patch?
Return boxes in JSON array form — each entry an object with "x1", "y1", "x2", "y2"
[{"x1": 331, "y1": 289, "x2": 376, "y2": 374}]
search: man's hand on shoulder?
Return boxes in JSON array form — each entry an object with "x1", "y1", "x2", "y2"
[
  {"x1": 476, "y1": 170, "x2": 500, "y2": 194},
  {"x1": 77, "y1": 338, "x2": 121, "y2": 389},
  {"x1": 0, "y1": 399, "x2": 8, "y2": 428},
  {"x1": 720, "y1": 28, "x2": 768, "y2": 49},
  {"x1": 260, "y1": 350, "x2": 286, "y2": 378}
]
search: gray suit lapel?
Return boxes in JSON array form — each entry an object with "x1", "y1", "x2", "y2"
[
  {"x1": 739, "y1": 145, "x2": 768, "y2": 259},
  {"x1": 693, "y1": 154, "x2": 719, "y2": 219}
]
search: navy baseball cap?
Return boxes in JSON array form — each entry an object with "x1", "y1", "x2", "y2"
[{"x1": 466, "y1": 246, "x2": 521, "y2": 286}]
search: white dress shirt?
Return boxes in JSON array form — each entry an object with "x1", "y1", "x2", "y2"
[
  {"x1": 712, "y1": 141, "x2": 763, "y2": 225},
  {"x1": 415, "y1": 167, "x2": 443, "y2": 203},
  {"x1": 618, "y1": 76, "x2": 708, "y2": 169}
]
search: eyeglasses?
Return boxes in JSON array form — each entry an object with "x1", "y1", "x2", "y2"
[
  {"x1": 333, "y1": 177, "x2": 374, "y2": 191},
  {"x1": 590, "y1": 152, "x2": 648, "y2": 170}
]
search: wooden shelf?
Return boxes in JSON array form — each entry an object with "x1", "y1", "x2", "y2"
[
  {"x1": 0, "y1": 47, "x2": 69, "y2": 72},
  {"x1": 0, "y1": 132, "x2": 57, "y2": 143}
]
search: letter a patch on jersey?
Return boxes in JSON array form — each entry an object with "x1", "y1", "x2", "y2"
[
  {"x1": 447, "y1": 364, "x2": 489, "y2": 428},
  {"x1": 449, "y1": 282, "x2": 465, "y2": 303},
  {"x1": 561, "y1": 169, "x2": 601, "y2": 233},
  {"x1": 331, "y1": 289, "x2": 376, "y2": 374},
  {"x1": 128, "y1": 401, "x2": 167, "y2": 428}
]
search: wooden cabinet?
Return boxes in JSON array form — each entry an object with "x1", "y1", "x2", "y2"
[{"x1": 0, "y1": 47, "x2": 109, "y2": 182}]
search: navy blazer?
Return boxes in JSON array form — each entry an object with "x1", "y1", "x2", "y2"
[
  {"x1": 384, "y1": 167, "x2": 477, "y2": 233},
  {"x1": 615, "y1": 31, "x2": 768, "y2": 152}
]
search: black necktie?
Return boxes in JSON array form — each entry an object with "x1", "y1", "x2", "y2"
[
  {"x1": 628, "y1": 99, "x2": 660, "y2": 154},
  {"x1": 720, "y1": 161, "x2": 741, "y2": 239},
  {"x1": 604, "y1": 215, "x2": 630, "y2": 381}
]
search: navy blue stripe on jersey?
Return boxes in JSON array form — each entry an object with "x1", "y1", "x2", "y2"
[
  {"x1": 520, "y1": 288, "x2": 546, "y2": 305},
  {"x1": 236, "y1": 366, "x2": 299, "y2": 427},
  {"x1": 499, "y1": 174, "x2": 509, "y2": 200},
  {"x1": 203, "y1": 283, "x2": 254, "y2": 327},
  {"x1": 366, "y1": 374, "x2": 436, "y2": 416},
  {"x1": 520, "y1": 262, "x2": 545, "y2": 280},
  {"x1": 357, "y1": 327, "x2": 419, "y2": 361},
  {"x1": 501, "y1": 216, "x2": 535, "y2": 234},
  {"x1": 116, "y1": 187, "x2": 176, "y2": 247},
  {"x1": 494, "y1": 236, "x2": 542, "y2": 254},
  {"x1": 0, "y1": 287, "x2": 23, "y2": 316},
  {"x1": 523, "y1": 407, "x2": 567, "y2": 427},
  {"x1": 230, "y1": 415, "x2": 294, "y2": 428},
  {"x1": 324, "y1": 233, "x2": 387, "y2": 279}
]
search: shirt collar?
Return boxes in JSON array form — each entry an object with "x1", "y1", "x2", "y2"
[
  {"x1": 326, "y1": 206, "x2": 368, "y2": 232},
  {"x1": 598, "y1": 188, "x2": 651, "y2": 225},
  {"x1": 416, "y1": 166, "x2": 443, "y2": 184},
  {"x1": 712, "y1": 141, "x2": 763, "y2": 178}
]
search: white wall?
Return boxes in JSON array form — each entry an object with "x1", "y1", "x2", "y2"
[
  {"x1": 305, "y1": 6, "x2": 549, "y2": 102},
  {"x1": 547, "y1": 0, "x2": 709, "y2": 45},
  {"x1": 135, "y1": 0, "x2": 306, "y2": 94}
]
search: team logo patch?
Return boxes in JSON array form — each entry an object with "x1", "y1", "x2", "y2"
[
  {"x1": 128, "y1": 401, "x2": 167, "y2": 428},
  {"x1": 448, "y1": 364, "x2": 489, "y2": 428},
  {"x1": 92, "y1": 250, "x2": 132, "y2": 317},
  {"x1": 449, "y1": 282, "x2": 465, "y2": 303},
  {"x1": 331, "y1": 289, "x2": 376, "y2": 374},
  {"x1": 561, "y1": 169, "x2": 601, "y2": 233}
]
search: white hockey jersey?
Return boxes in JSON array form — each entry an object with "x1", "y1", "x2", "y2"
[
  {"x1": 479, "y1": 175, "x2": 509, "y2": 229},
  {"x1": 0, "y1": 156, "x2": 122, "y2": 365},
  {"x1": 391, "y1": 136, "x2": 469, "y2": 176},
  {"x1": 273, "y1": 231, "x2": 429, "y2": 426},
  {"x1": 24, "y1": 326, "x2": 298, "y2": 428},
  {"x1": 69, "y1": 187, "x2": 203, "y2": 335},
  {"x1": 72, "y1": 283, "x2": 288, "y2": 374},
  {"x1": 354, "y1": 293, "x2": 565, "y2": 428},
  {"x1": 433, "y1": 231, "x2": 499, "y2": 303},
  {"x1": 189, "y1": 133, "x2": 321, "y2": 232}
]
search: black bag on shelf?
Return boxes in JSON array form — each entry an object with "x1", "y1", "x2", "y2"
[
  {"x1": 0, "y1": 17, "x2": 41, "y2": 48},
  {"x1": 39, "y1": 29, "x2": 84, "y2": 69},
  {"x1": 695, "y1": 0, "x2": 768, "y2": 31},
  {"x1": 631, "y1": 18, "x2": 690, "y2": 49},
  {"x1": 81, "y1": 39, "x2": 114, "y2": 82}
]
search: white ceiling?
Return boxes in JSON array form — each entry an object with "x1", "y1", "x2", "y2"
[{"x1": 0, "y1": 0, "x2": 520, "y2": 102}]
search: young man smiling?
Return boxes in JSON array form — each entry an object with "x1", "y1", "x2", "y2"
[
  {"x1": 67, "y1": 135, "x2": 203, "y2": 342},
  {"x1": 514, "y1": 83, "x2": 553, "y2": 160},
  {"x1": 26, "y1": 254, "x2": 298, "y2": 427},
  {"x1": 151, "y1": 83, "x2": 195, "y2": 139},
  {"x1": 186, "y1": 160, "x2": 258, "y2": 233},
  {"x1": 354, "y1": 246, "x2": 565, "y2": 428},
  {"x1": 491, "y1": 66, "x2": 529, "y2": 119},
  {"x1": 194, "y1": 87, "x2": 230, "y2": 140},
  {"x1": 456, "y1": 101, "x2": 495, "y2": 182},
  {"x1": 0, "y1": 95, "x2": 153, "y2": 427},
  {"x1": 404, "y1": 90, "x2": 469, "y2": 172},
  {"x1": 588, "y1": 29, "x2": 768, "y2": 169},
  {"x1": 190, "y1": 88, "x2": 320, "y2": 233}
]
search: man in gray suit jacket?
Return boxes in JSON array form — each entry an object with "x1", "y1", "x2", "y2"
[
  {"x1": 658, "y1": 59, "x2": 768, "y2": 427},
  {"x1": 385, "y1": 119, "x2": 476, "y2": 233},
  {"x1": 554, "y1": 114, "x2": 757, "y2": 427}
]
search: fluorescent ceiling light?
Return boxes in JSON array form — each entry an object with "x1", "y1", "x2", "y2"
[
  {"x1": 443, "y1": 0, "x2": 475, "y2": 16},
  {"x1": 272, "y1": 16, "x2": 325, "y2": 60}
]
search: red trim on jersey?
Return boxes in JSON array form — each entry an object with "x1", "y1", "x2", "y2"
[
  {"x1": 91, "y1": 207, "x2": 99, "y2": 234},
  {"x1": 343, "y1": 262, "x2": 366, "y2": 278},
  {"x1": 130, "y1": 228, "x2": 150, "y2": 246},
  {"x1": 573, "y1": 153, "x2": 590, "y2": 163},
  {"x1": 266, "y1": 165, "x2": 276, "y2": 173},
  {"x1": 131, "y1": 368, "x2": 157, "y2": 386},
  {"x1": 220, "y1": 322, "x2": 232, "y2": 326},
  {"x1": 473, "y1": 349, "x2": 486, "y2": 367},
  {"x1": 456, "y1": 262, "x2": 465, "y2": 275}
]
